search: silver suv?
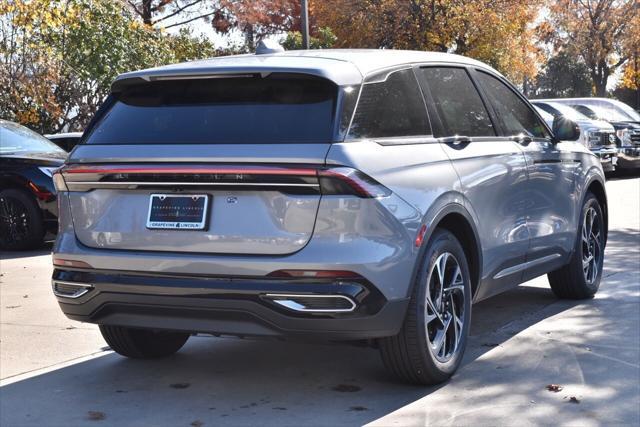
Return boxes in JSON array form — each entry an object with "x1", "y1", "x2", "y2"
[{"x1": 52, "y1": 49, "x2": 608, "y2": 385}]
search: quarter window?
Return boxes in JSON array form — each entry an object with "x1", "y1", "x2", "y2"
[
  {"x1": 476, "y1": 72, "x2": 550, "y2": 138},
  {"x1": 416, "y1": 67, "x2": 495, "y2": 138},
  {"x1": 348, "y1": 69, "x2": 430, "y2": 139}
]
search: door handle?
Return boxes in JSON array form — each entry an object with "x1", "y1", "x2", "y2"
[
  {"x1": 440, "y1": 136, "x2": 471, "y2": 148},
  {"x1": 511, "y1": 135, "x2": 532, "y2": 145}
]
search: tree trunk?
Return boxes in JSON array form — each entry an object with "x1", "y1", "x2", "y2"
[
  {"x1": 245, "y1": 25, "x2": 255, "y2": 51},
  {"x1": 142, "y1": 0, "x2": 153, "y2": 26},
  {"x1": 590, "y1": 59, "x2": 610, "y2": 97}
]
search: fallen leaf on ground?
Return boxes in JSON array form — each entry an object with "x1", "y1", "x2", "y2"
[
  {"x1": 568, "y1": 396, "x2": 580, "y2": 404},
  {"x1": 546, "y1": 384, "x2": 563, "y2": 392},
  {"x1": 87, "y1": 411, "x2": 106, "y2": 421},
  {"x1": 191, "y1": 421, "x2": 203, "y2": 427}
]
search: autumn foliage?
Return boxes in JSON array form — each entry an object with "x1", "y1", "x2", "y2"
[
  {"x1": 2, "y1": 0, "x2": 640, "y2": 134},
  {"x1": 547, "y1": 0, "x2": 640, "y2": 96},
  {"x1": 311, "y1": 0, "x2": 544, "y2": 84}
]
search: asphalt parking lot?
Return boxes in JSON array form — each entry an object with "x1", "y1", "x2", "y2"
[{"x1": 1, "y1": 176, "x2": 638, "y2": 427}]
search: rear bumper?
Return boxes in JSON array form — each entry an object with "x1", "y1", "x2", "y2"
[{"x1": 53, "y1": 268, "x2": 409, "y2": 340}]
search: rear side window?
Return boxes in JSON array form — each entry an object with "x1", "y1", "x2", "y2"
[
  {"x1": 85, "y1": 74, "x2": 337, "y2": 144},
  {"x1": 348, "y1": 69, "x2": 430, "y2": 139},
  {"x1": 416, "y1": 67, "x2": 495, "y2": 138},
  {"x1": 476, "y1": 72, "x2": 550, "y2": 138}
]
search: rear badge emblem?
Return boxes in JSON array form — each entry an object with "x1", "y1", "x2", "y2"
[{"x1": 226, "y1": 196, "x2": 238, "y2": 204}]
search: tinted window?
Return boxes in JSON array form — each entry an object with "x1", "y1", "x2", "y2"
[
  {"x1": 85, "y1": 74, "x2": 337, "y2": 144},
  {"x1": 535, "y1": 103, "x2": 561, "y2": 117},
  {"x1": 348, "y1": 69, "x2": 430, "y2": 139},
  {"x1": 571, "y1": 105, "x2": 598, "y2": 120},
  {"x1": 477, "y1": 72, "x2": 550, "y2": 138},
  {"x1": 417, "y1": 67, "x2": 494, "y2": 137}
]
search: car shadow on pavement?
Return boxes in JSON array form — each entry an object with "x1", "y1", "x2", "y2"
[
  {"x1": 0, "y1": 230, "x2": 637, "y2": 427},
  {"x1": 605, "y1": 170, "x2": 640, "y2": 181},
  {"x1": 0, "y1": 242, "x2": 53, "y2": 261},
  {"x1": 0, "y1": 290, "x2": 581, "y2": 427}
]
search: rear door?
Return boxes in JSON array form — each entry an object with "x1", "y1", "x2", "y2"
[
  {"x1": 473, "y1": 70, "x2": 577, "y2": 277},
  {"x1": 63, "y1": 73, "x2": 343, "y2": 255},
  {"x1": 415, "y1": 66, "x2": 531, "y2": 299}
]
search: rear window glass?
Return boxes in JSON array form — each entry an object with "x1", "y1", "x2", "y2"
[
  {"x1": 85, "y1": 74, "x2": 337, "y2": 144},
  {"x1": 348, "y1": 69, "x2": 430, "y2": 139}
]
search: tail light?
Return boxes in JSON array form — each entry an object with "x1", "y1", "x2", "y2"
[
  {"x1": 52, "y1": 171, "x2": 68, "y2": 191},
  {"x1": 27, "y1": 181, "x2": 54, "y2": 201},
  {"x1": 318, "y1": 167, "x2": 391, "y2": 198},
  {"x1": 56, "y1": 164, "x2": 390, "y2": 198}
]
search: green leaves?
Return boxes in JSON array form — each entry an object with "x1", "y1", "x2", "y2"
[{"x1": 1, "y1": 0, "x2": 219, "y2": 133}]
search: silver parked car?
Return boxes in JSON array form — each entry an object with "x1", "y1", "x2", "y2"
[
  {"x1": 52, "y1": 48, "x2": 608, "y2": 385},
  {"x1": 531, "y1": 101, "x2": 618, "y2": 172}
]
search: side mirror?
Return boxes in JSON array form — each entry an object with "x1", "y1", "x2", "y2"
[{"x1": 552, "y1": 116, "x2": 581, "y2": 142}]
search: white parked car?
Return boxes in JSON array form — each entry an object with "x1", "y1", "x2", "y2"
[{"x1": 532, "y1": 101, "x2": 618, "y2": 172}]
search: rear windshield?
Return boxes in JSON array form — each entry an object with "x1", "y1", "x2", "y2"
[{"x1": 85, "y1": 74, "x2": 337, "y2": 144}]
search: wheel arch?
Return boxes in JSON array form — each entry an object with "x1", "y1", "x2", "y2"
[
  {"x1": 0, "y1": 174, "x2": 30, "y2": 192},
  {"x1": 410, "y1": 203, "x2": 483, "y2": 301},
  {"x1": 584, "y1": 176, "x2": 608, "y2": 244}
]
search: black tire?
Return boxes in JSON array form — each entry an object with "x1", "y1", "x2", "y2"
[
  {"x1": 379, "y1": 229, "x2": 472, "y2": 385},
  {"x1": 0, "y1": 188, "x2": 45, "y2": 251},
  {"x1": 548, "y1": 192, "x2": 605, "y2": 299},
  {"x1": 99, "y1": 325, "x2": 189, "y2": 359}
]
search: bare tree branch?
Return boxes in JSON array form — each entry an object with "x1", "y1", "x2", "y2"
[
  {"x1": 152, "y1": 0, "x2": 205, "y2": 25},
  {"x1": 164, "y1": 11, "x2": 216, "y2": 29}
]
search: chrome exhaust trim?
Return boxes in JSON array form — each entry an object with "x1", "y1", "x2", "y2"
[
  {"x1": 264, "y1": 293, "x2": 357, "y2": 313},
  {"x1": 52, "y1": 280, "x2": 94, "y2": 299}
]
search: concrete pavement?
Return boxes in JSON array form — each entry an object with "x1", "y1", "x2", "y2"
[{"x1": 0, "y1": 177, "x2": 638, "y2": 426}]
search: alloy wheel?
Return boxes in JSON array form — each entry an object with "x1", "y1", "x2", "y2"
[
  {"x1": 0, "y1": 196, "x2": 31, "y2": 247},
  {"x1": 582, "y1": 206, "x2": 602, "y2": 285},
  {"x1": 425, "y1": 252, "x2": 466, "y2": 363}
]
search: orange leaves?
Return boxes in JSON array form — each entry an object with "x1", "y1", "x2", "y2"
[
  {"x1": 547, "y1": 0, "x2": 639, "y2": 95},
  {"x1": 312, "y1": 0, "x2": 543, "y2": 84}
]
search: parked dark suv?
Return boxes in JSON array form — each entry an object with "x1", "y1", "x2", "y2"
[{"x1": 52, "y1": 49, "x2": 607, "y2": 385}]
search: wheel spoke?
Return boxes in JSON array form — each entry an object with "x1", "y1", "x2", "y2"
[
  {"x1": 581, "y1": 207, "x2": 602, "y2": 285},
  {"x1": 435, "y1": 253, "x2": 448, "y2": 306},
  {"x1": 425, "y1": 251, "x2": 467, "y2": 363},
  {"x1": 425, "y1": 295, "x2": 444, "y2": 326},
  {"x1": 451, "y1": 295, "x2": 461, "y2": 352},
  {"x1": 433, "y1": 316, "x2": 451, "y2": 356},
  {"x1": 582, "y1": 226, "x2": 589, "y2": 245}
]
